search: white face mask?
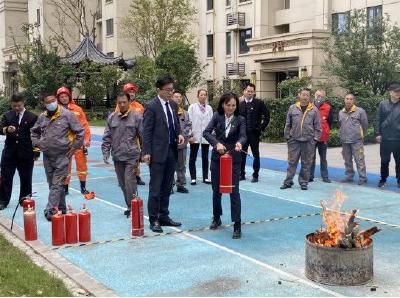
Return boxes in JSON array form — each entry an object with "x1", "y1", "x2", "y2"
[{"x1": 46, "y1": 101, "x2": 58, "y2": 112}]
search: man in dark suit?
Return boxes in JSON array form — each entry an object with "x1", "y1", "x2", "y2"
[
  {"x1": 0, "y1": 94, "x2": 38, "y2": 209},
  {"x1": 142, "y1": 76, "x2": 185, "y2": 233},
  {"x1": 239, "y1": 83, "x2": 270, "y2": 183}
]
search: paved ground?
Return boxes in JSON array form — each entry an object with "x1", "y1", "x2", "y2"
[{"x1": 0, "y1": 128, "x2": 399, "y2": 296}]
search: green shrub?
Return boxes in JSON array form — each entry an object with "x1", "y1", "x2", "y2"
[{"x1": 328, "y1": 127, "x2": 376, "y2": 147}]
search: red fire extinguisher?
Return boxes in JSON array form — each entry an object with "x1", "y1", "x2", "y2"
[
  {"x1": 52, "y1": 209, "x2": 65, "y2": 246},
  {"x1": 78, "y1": 204, "x2": 91, "y2": 242},
  {"x1": 220, "y1": 153, "x2": 233, "y2": 193},
  {"x1": 131, "y1": 196, "x2": 144, "y2": 237},
  {"x1": 23, "y1": 205, "x2": 37, "y2": 241},
  {"x1": 65, "y1": 205, "x2": 78, "y2": 244},
  {"x1": 22, "y1": 197, "x2": 35, "y2": 212}
]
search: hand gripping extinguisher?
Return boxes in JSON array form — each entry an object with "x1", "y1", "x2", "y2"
[
  {"x1": 131, "y1": 194, "x2": 144, "y2": 237},
  {"x1": 65, "y1": 205, "x2": 78, "y2": 244},
  {"x1": 220, "y1": 153, "x2": 233, "y2": 193},
  {"x1": 52, "y1": 208, "x2": 65, "y2": 246},
  {"x1": 23, "y1": 205, "x2": 37, "y2": 241},
  {"x1": 78, "y1": 204, "x2": 91, "y2": 242}
]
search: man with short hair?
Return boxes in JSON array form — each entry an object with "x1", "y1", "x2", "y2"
[
  {"x1": 339, "y1": 93, "x2": 368, "y2": 185},
  {"x1": 142, "y1": 76, "x2": 185, "y2": 233},
  {"x1": 31, "y1": 93, "x2": 84, "y2": 221},
  {"x1": 0, "y1": 94, "x2": 38, "y2": 210},
  {"x1": 375, "y1": 83, "x2": 400, "y2": 188},
  {"x1": 239, "y1": 82, "x2": 270, "y2": 183},
  {"x1": 281, "y1": 88, "x2": 321, "y2": 190},
  {"x1": 172, "y1": 90, "x2": 192, "y2": 193},
  {"x1": 310, "y1": 89, "x2": 333, "y2": 183},
  {"x1": 102, "y1": 92, "x2": 142, "y2": 216}
]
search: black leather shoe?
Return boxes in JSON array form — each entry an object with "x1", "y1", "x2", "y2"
[
  {"x1": 209, "y1": 217, "x2": 222, "y2": 230},
  {"x1": 64, "y1": 185, "x2": 69, "y2": 195},
  {"x1": 309, "y1": 178, "x2": 314, "y2": 182},
  {"x1": 150, "y1": 221, "x2": 163, "y2": 233},
  {"x1": 378, "y1": 180, "x2": 386, "y2": 188},
  {"x1": 159, "y1": 218, "x2": 182, "y2": 227},
  {"x1": 0, "y1": 204, "x2": 6, "y2": 210},
  {"x1": 44, "y1": 209, "x2": 56, "y2": 222},
  {"x1": 232, "y1": 222, "x2": 241, "y2": 239},
  {"x1": 136, "y1": 176, "x2": 145, "y2": 186},
  {"x1": 124, "y1": 209, "x2": 131, "y2": 217},
  {"x1": 280, "y1": 183, "x2": 293, "y2": 189},
  {"x1": 239, "y1": 176, "x2": 246, "y2": 181},
  {"x1": 177, "y1": 186, "x2": 189, "y2": 193},
  {"x1": 81, "y1": 187, "x2": 89, "y2": 194},
  {"x1": 301, "y1": 185, "x2": 308, "y2": 190},
  {"x1": 251, "y1": 177, "x2": 258, "y2": 183},
  {"x1": 322, "y1": 178, "x2": 332, "y2": 183}
]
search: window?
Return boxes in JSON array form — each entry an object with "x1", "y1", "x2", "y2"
[
  {"x1": 367, "y1": 5, "x2": 382, "y2": 25},
  {"x1": 207, "y1": 0, "x2": 213, "y2": 11},
  {"x1": 105, "y1": 0, "x2": 112, "y2": 3},
  {"x1": 107, "y1": 52, "x2": 114, "y2": 57},
  {"x1": 239, "y1": 0, "x2": 251, "y2": 3},
  {"x1": 275, "y1": 24, "x2": 289, "y2": 34},
  {"x1": 206, "y1": 80, "x2": 214, "y2": 101},
  {"x1": 367, "y1": 6, "x2": 383, "y2": 43},
  {"x1": 106, "y1": 19, "x2": 114, "y2": 36},
  {"x1": 226, "y1": 0, "x2": 231, "y2": 6},
  {"x1": 239, "y1": 28, "x2": 252, "y2": 54},
  {"x1": 284, "y1": 0, "x2": 290, "y2": 9},
  {"x1": 332, "y1": 12, "x2": 348, "y2": 34},
  {"x1": 207, "y1": 34, "x2": 214, "y2": 57},
  {"x1": 36, "y1": 9, "x2": 40, "y2": 25},
  {"x1": 226, "y1": 32, "x2": 231, "y2": 55}
]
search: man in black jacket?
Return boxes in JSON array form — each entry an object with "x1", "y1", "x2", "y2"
[
  {"x1": 239, "y1": 83, "x2": 270, "y2": 182},
  {"x1": 142, "y1": 76, "x2": 185, "y2": 233},
  {"x1": 375, "y1": 83, "x2": 400, "y2": 188},
  {"x1": 0, "y1": 94, "x2": 38, "y2": 209}
]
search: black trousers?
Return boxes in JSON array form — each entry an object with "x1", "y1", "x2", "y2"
[
  {"x1": 240, "y1": 131, "x2": 260, "y2": 178},
  {"x1": 189, "y1": 143, "x2": 209, "y2": 180},
  {"x1": 380, "y1": 140, "x2": 400, "y2": 181},
  {"x1": 148, "y1": 147, "x2": 176, "y2": 222},
  {"x1": 0, "y1": 153, "x2": 34, "y2": 206},
  {"x1": 210, "y1": 159, "x2": 241, "y2": 222},
  {"x1": 310, "y1": 141, "x2": 329, "y2": 179}
]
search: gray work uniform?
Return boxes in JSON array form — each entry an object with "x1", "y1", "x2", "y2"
[
  {"x1": 31, "y1": 107, "x2": 84, "y2": 213},
  {"x1": 339, "y1": 106, "x2": 368, "y2": 182},
  {"x1": 175, "y1": 110, "x2": 192, "y2": 187},
  {"x1": 283, "y1": 102, "x2": 322, "y2": 186},
  {"x1": 101, "y1": 110, "x2": 142, "y2": 209}
]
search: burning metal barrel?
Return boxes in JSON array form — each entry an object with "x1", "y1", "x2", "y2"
[{"x1": 305, "y1": 233, "x2": 373, "y2": 285}]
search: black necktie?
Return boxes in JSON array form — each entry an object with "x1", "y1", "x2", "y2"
[
  {"x1": 15, "y1": 113, "x2": 20, "y2": 126},
  {"x1": 165, "y1": 102, "x2": 176, "y2": 144}
]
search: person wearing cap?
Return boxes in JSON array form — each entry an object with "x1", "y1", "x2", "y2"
[
  {"x1": 0, "y1": 94, "x2": 38, "y2": 210},
  {"x1": 375, "y1": 83, "x2": 400, "y2": 188},
  {"x1": 118, "y1": 83, "x2": 146, "y2": 186},
  {"x1": 31, "y1": 93, "x2": 84, "y2": 221},
  {"x1": 56, "y1": 86, "x2": 91, "y2": 195},
  {"x1": 102, "y1": 92, "x2": 142, "y2": 216},
  {"x1": 309, "y1": 89, "x2": 333, "y2": 183},
  {"x1": 339, "y1": 92, "x2": 368, "y2": 185}
]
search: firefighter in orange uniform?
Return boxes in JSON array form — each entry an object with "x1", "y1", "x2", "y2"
[
  {"x1": 116, "y1": 83, "x2": 146, "y2": 185},
  {"x1": 56, "y1": 87, "x2": 91, "y2": 195}
]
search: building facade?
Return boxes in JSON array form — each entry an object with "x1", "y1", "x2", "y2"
[{"x1": 198, "y1": 0, "x2": 400, "y2": 99}]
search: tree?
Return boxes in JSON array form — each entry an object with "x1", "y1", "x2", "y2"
[
  {"x1": 155, "y1": 41, "x2": 203, "y2": 95},
  {"x1": 277, "y1": 76, "x2": 312, "y2": 98},
  {"x1": 77, "y1": 62, "x2": 107, "y2": 110},
  {"x1": 322, "y1": 9, "x2": 400, "y2": 97},
  {"x1": 13, "y1": 24, "x2": 77, "y2": 108},
  {"x1": 121, "y1": 0, "x2": 196, "y2": 58}
]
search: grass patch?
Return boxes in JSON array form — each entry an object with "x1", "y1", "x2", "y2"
[
  {"x1": 0, "y1": 234, "x2": 72, "y2": 297},
  {"x1": 89, "y1": 118, "x2": 106, "y2": 126}
]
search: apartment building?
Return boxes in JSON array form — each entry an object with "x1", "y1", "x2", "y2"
[
  {"x1": 0, "y1": 0, "x2": 28, "y2": 95},
  {"x1": 198, "y1": 0, "x2": 400, "y2": 98}
]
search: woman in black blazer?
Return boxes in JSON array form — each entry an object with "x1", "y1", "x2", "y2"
[{"x1": 203, "y1": 93, "x2": 247, "y2": 239}]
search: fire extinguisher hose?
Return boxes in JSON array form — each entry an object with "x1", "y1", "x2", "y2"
[{"x1": 10, "y1": 192, "x2": 36, "y2": 230}]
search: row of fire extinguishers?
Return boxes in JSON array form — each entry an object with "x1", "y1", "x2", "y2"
[{"x1": 22, "y1": 154, "x2": 233, "y2": 245}]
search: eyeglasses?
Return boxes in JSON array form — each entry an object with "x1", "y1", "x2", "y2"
[{"x1": 161, "y1": 88, "x2": 175, "y2": 93}]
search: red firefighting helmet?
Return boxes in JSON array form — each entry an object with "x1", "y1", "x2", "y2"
[
  {"x1": 123, "y1": 83, "x2": 139, "y2": 93},
  {"x1": 56, "y1": 86, "x2": 72, "y2": 99}
]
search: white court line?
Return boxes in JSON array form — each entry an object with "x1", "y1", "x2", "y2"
[
  {"x1": 239, "y1": 187, "x2": 400, "y2": 229},
  {"x1": 18, "y1": 175, "x2": 117, "y2": 188},
  {"x1": 67, "y1": 187, "x2": 343, "y2": 297}
]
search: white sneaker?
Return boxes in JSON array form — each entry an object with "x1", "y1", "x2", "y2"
[
  {"x1": 203, "y1": 178, "x2": 211, "y2": 184},
  {"x1": 191, "y1": 179, "x2": 196, "y2": 185}
]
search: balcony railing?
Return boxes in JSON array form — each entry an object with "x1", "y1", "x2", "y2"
[
  {"x1": 226, "y1": 62, "x2": 246, "y2": 76},
  {"x1": 226, "y1": 12, "x2": 245, "y2": 28}
]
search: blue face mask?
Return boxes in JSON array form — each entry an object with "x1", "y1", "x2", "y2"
[{"x1": 46, "y1": 101, "x2": 58, "y2": 112}]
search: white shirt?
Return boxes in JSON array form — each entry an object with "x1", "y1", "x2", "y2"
[
  {"x1": 16, "y1": 108, "x2": 26, "y2": 125},
  {"x1": 225, "y1": 114, "x2": 234, "y2": 137},
  {"x1": 245, "y1": 97, "x2": 253, "y2": 104},
  {"x1": 158, "y1": 96, "x2": 174, "y2": 127}
]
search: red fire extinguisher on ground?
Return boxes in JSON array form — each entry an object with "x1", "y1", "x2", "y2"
[
  {"x1": 65, "y1": 205, "x2": 78, "y2": 244},
  {"x1": 22, "y1": 197, "x2": 35, "y2": 212},
  {"x1": 78, "y1": 204, "x2": 91, "y2": 242},
  {"x1": 220, "y1": 153, "x2": 233, "y2": 193},
  {"x1": 52, "y1": 209, "x2": 65, "y2": 246},
  {"x1": 131, "y1": 195, "x2": 144, "y2": 237},
  {"x1": 23, "y1": 205, "x2": 37, "y2": 241}
]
